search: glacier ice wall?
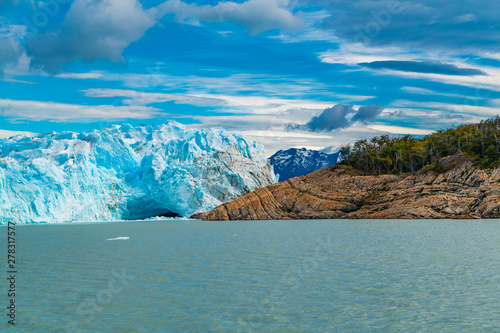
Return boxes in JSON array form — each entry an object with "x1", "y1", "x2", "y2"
[{"x1": 0, "y1": 122, "x2": 276, "y2": 224}]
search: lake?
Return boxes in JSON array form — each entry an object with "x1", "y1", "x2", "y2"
[{"x1": 2, "y1": 219, "x2": 500, "y2": 332}]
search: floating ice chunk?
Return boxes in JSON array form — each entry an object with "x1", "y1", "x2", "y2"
[{"x1": 107, "y1": 237, "x2": 130, "y2": 241}]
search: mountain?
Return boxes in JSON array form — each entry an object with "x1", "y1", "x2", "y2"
[
  {"x1": 269, "y1": 148, "x2": 340, "y2": 182},
  {"x1": 192, "y1": 153, "x2": 500, "y2": 220},
  {"x1": 0, "y1": 122, "x2": 276, "y2": 224}
]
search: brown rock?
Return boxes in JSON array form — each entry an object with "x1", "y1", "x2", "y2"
[{"x1": 192, "y1": 153, "x2": 500, "y2": 220}]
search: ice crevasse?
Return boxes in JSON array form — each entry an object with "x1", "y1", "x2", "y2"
[{"x1": 0, "y1": 122, "x2": 276, "y2": 224}]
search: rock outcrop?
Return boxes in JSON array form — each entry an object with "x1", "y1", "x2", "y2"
[{"x1": 192, "y1": 153, "x2": 500, "y2": 220}]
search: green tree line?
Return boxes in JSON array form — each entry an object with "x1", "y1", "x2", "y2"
[{"x1": 339, "y1": 116, "x2": 500, "y2": 175}]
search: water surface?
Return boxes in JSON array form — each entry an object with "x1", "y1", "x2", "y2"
[{"x1": 2, "y1": 219, "x2": 500, "y2": 332}]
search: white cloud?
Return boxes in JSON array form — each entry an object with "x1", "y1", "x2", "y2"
[
  {"x1": 239, "y1": 130, "x2": 333, "y2": 139},
  {"x1": 316, "y1": 0, "x2": 500, "y2": 54},
  {"x1": 69, "y1": 69, "x2": 375, "y2": 112},
  {"x1": 319, "y1": 44, "x2": 500, "y2": 92},
  {"x1": 83, "y1": 88, "x2": 226, "y2": 107},
  {"x1": 116, "y1": 71, "x2": 333, "y2": 98},
  {"x1": 0, "y1": 37, "x2": 24, "y2": 77},
  {"x1": 453, "y1": 14, "x2": 477, "y2": 24},
  {"x1": 27, "y1": 0, "x2": 157, "y2": 72},
  {"x1": 188, "y1": 115, "x2": 339, "y2": 156},
  {"x1": 81, "y1": 86, "x2": 369, "y2": 118},
  {"x1": 390, "y1": 100, "x2": 500, "y2": 117},
  {"x1": 482, "y1": 52, "x2": 500, "y2": 62},
  {"x1": 191, "y1": 93, "x2": 334, "y2": 114},
  {"x1": 152, "y1": 0, "x2": 303, "y2": 35},
  {"x1": 79, "y1": 71, "x2": 375, "y2": 116},
  {"x1": 0, "y1": 129, "x2": 35, "y2": 139},
  {"x1": 0, "y1": 17, "x2": 27, "y2": 40},
  {"x1": 318, "y1": 43, "x2": 417, "y2": 66},
  {"x1": 366, "y1": 124, "x2": 434, "y2": 135},
  {"x1": 270, "y1": 10, "x2": 339, "y2": 44},
  {"x1": 78, "y1": 87, "x2": 390, "y2": 155},
  {"x1": 379, "y1": 107, "x2": 483, "y2": 127},
  {"x1": 56, "y1": 72, "x2": 105, "y2": 79},
  {"x1": 26, "y1": 0, "x2": 303, "y2": 71},
  {"x1": 187, "y1": 112, "x2": 431, "y2": 156},
  {"x1": 0, "y1": 99, "x2": 159, "y2": 122},
  {"x1": 401, "y1": 86, "x2": 482, "y2": 100},
  {"x1": 381, "y1": 68, "x2": 500, "y2": 92},
  {"x1": 1, "y1": 52, "x2": 33, "y2": 79}
]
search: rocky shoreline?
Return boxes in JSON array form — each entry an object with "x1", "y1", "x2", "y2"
[{"x1": 192, "y1": 153, "x2": 500, "y2": 220}]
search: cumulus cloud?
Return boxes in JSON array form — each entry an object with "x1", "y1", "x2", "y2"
[
  {"x1": 153, "y1": 0, "x2": 303, "y2": 35},
  {"x1": 359, "y1": 60, "x2": 486, "y2": 76},
  {"x1": 299, "y1": 104, "x2": 351, "y2": 131},
  {"x1": 25, "y1": 0, "x2": 302, "y2": 72},
  {"x1": 287, "y1": 103, "x2": 384, "y2": 132},
  {"x1": 27, "y1": 0, "x2": 156, "y2": 72},
  {"x1": 351, "y1": 104, "x2": 384, "y2": 123}
]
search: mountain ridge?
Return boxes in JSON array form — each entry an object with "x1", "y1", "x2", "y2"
[{"x1": 269, "y1": 147, "x2": 340, "y2": 182}]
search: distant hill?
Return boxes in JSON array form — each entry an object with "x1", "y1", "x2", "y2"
[
  {"x1": 269, "y1": 148, "x2": 340, "y2": 182},
  {"x1": 339, "y1": 116, "x2": 500, "y2": 175}
]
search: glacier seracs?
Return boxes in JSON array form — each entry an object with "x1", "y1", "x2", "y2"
[{"x1": 0, "y1": 122, "x2": 276, "y2": 224}]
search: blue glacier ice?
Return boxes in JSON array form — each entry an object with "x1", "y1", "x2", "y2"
[{"x1": 0, "y1": 122, "x2": 276, "y2": 224}]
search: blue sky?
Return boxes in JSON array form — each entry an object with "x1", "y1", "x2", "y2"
[{"x1": 1, "y1": 0, "x2": 499, "y2": 155}]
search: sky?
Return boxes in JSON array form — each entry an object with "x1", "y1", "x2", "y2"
[{"x1": 0, "y1": 0, "x2": 499, "y2": 156}]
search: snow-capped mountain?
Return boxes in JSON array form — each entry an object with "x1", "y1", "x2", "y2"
[
  {"x1": 0, "y1": 122, "x2": 276, "y2": 224},
  {"x1": 269, "y1": 148, "x2": 341, "y2": 182}
]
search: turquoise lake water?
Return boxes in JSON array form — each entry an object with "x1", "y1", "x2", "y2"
[{"x1": 2, "y1": 219, "x2": 500, "y2": 332}]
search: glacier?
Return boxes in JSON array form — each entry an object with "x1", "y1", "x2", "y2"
[{"x1": 0, "y1": 122, "x2": 276, "y2": 224}]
